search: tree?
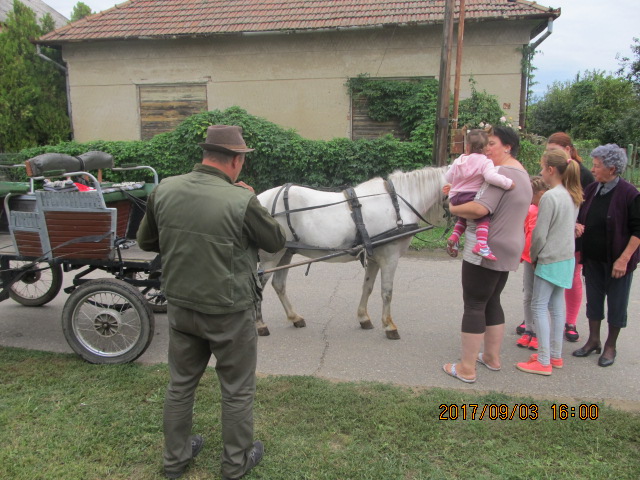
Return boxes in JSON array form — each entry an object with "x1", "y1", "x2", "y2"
[
  {"x1": 0, "y1": 0, "x2": 70, "y2": 152},
  {"x1": 617, "y1": 37, "x2": 640, "y2": 90},
  {"x1": 456, "y1": 77, "x2": 505, "y2": 129},
  {"x1": 527, "y1": 71, "x2": 639, "y2": 145},
  {"x1": 70, "y1": 2, "x2": 93, "y2": 22}
]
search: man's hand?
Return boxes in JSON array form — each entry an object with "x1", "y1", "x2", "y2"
[
  {"x1": 575, "y1": 223, "x2": 585, "y2": 238},
  {"x1": 235, "y1": 181, "x2": 255, "y2": 193}
]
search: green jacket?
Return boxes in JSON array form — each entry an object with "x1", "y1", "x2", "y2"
[{"x1": 137, "y1": 164, "x2": 286, "y2": 314}]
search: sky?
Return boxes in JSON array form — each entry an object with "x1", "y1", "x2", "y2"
[{"x1": 45, "y1": 0, "x2": 639, "y2": 99}]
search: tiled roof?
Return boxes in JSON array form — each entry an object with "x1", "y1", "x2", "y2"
[{"x1": 39, "y1": 0, "x2": 559, "y2": 44}]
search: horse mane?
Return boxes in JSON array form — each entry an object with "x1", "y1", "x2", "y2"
[{"x1": 386, "y1": 166, "x2": 447, "y2": 214}]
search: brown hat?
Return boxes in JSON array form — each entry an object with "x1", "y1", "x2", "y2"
[{"x1": 198, "y1": 125, "x2": 255, "y2": 154}]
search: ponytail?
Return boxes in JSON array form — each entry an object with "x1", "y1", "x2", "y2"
[
  {"x1": 563, "y1": 160, "x2": 583, "y2": 207},
  {"x1": 541, "y1": 149, "x2": 583, "y2": 207}
]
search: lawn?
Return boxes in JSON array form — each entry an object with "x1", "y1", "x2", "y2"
[{"x1": 1, "y1": 347, "x2": 638, "y2": 480}]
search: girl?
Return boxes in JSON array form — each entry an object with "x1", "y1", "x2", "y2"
[
  {"x1": 516, "y1": 176, "x2": 549, "y2": 350},
  {"x1": 517, "y1": 149, "x2": 582, "y2": 375},
  {"x1": 445, "y1": 129, "x2": 514, "y2": 260},
  {"x1": 546, "y1": 132, "x2": 595, "y2": 342}
]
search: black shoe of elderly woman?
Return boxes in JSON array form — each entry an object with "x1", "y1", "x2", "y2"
[
  {"x1": 572, "y1": 344, "x2": 602, "y2": 357},
  {"x1": 597, "y1": 351, "x2": 616, "y2": 367}
]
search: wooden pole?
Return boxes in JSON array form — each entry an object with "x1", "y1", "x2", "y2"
[
  {"x1": 452, "y1": 0, "x2": 466, "y2": 131},
  {"x1": 434, "y1": 0, "x2": 456, "y2": 166}
]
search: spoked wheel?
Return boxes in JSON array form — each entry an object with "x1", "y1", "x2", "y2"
[
  {"x1": 62, "y1": 278, "x2": 155, "y2": 364},
  {"x1": 9, "y1": 260, "x2": 63, "y2": 306},
  {"x1": 123, "y1": 270, "x2": 167, "y2": 313}
]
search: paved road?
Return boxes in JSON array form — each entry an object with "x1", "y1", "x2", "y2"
[{"x1": 1, "y1": 247, "x2": 639, "y2": 411}]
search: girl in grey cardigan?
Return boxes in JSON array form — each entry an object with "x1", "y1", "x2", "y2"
[{"x1": 517, "y1": 149, "x2": 583, "y2": 375}]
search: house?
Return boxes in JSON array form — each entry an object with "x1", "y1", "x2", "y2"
[
  {"x1": 1, "y1": 0, "x2": 67, "y2": 30},
  {"x1": 37, "y1": 0, "x2": 560, "y2": 143}
]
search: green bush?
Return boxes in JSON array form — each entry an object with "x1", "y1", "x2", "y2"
[{"x1": 15, "y1": 107, "x2": 434, "y2": 193}]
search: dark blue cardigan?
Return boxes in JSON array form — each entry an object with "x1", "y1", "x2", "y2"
[{"x1": 578, "y1": 178, "x2": 640, "y2": 274}]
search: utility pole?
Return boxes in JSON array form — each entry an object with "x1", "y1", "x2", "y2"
[
  {"x1": 434, "y1": 0, "x2": 456, "y2": 166},
  {"x1": 452, "y1": 0, "x2": 466, "y2": 131}
]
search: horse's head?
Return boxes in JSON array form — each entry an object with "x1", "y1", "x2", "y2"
[{"x1": 387, "y1": 165, "x2": 448, "y2": 217}]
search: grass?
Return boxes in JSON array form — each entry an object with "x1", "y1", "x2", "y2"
[
  {"x1": 1, "y1": 347, "x2": 639, "y2": 480},
  {"x1": 410, "y1": 225, "x2": 462, "y2": 251}
]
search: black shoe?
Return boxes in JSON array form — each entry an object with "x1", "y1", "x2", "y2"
[
  {"x1": 572, "y1": 344, "x2": 602, "y2": 357},
  {"x1": 598, "y1": 352, "x2": 616, "y2": 367},
  {"x1": 165, "y1": 435, "x2": 204, "y2": 479},
  {"x1": 516, "y1": 322, "x2": 526, "y2": 335},
  {"x1": 222, "y1": 440, "x2": 264, "y2": 480},
  {"x1": 564, "y1": 324, "x2": 579, "y2": 342}
]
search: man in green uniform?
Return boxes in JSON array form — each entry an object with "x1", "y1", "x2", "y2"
[{"x1": 137, "y1": 125, "x2": 286, "y2": 479}]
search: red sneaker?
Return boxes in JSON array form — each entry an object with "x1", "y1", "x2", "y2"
[
  {"x1": 516, "y1": 359, "x2": 552, "y2": 375},
  {"x1": 516, "y1": 333, "x2": 532, "y2": 348},
  {"x1": 527, "y1": 334, "x2": 539, "y2": 351},
  {"x1": 529, "y1": 353, "x2": 563, "y2": 368}
]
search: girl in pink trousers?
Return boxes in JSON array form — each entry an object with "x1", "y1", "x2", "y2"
[{"x1": 445, "y1": 129, "x2": 514, "y2": 261}]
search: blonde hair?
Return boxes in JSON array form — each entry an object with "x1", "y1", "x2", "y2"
[{"x1": 541, "y1": 149, "x2": 583, "y2": 207}]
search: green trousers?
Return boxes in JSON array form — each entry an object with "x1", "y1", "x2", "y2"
[{"x1": 163, "y1": 303, "x2": 257, "y2": 479}]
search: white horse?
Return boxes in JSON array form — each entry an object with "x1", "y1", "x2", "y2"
[{"x1": 256, "y1": 165, "x2": 447, "y2": 339}]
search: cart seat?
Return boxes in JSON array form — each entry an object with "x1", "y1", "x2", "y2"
[{"x1": 8, "y1": 189, "x2": 117, "y2": 261}]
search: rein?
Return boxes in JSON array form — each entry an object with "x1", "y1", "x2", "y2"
[{"x1": 270, "y1": 177, "x2": 443, "y2": 259}]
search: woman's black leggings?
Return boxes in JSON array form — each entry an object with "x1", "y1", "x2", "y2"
[{"x1": 461, "y1": 261, "x2": 509, "y2": 334}]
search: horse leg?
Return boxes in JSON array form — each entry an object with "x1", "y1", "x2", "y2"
[
  {"x1": 357, "y1": 258, "x2": 380, "y2": 330},
  {"x1": 256, "y1": 270, "x2": 272, "y2": 337},
  {"x1": 255, "y1": 250, "x2": 287, "y2": 337},
  {"x1": 271, "y1": 250, "x2": 306, "y2": 328},
  {"x1": 378, "y1": 245, "x2": 406, "y2": 340}
]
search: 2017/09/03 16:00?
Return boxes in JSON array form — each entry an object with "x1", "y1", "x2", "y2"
[{"x1": 438, "y1": 403, "x2": 600, "y2": 421}]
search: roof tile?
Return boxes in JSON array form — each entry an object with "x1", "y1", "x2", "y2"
[{"x1": 39, "y1": 0, "x2": 559, "y2": 44}]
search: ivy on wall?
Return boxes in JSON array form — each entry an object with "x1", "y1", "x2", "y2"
[{"x1": 346, "y1": 74, "x2": 438, "y2": 147}]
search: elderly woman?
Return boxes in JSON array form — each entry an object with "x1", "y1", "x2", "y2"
[
  {"x1": 573, "y1": 144, "x2": 640, "y2": 367},
  {"x1": 443, "y1": 126, "x2": 532, "y2": 382}
]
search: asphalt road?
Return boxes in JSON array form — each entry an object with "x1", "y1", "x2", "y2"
[{"x1": 1, "y1": 247, "x2": 639, "y2": 411}]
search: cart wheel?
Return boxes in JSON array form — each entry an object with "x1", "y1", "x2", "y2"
[
  {"x1": 9, "y1": 261, "x2": 63, "y2": 307},
  {"x1": 123, "y1": 271, "x2": 167, "y2": 313},
  {"x1": 62, "y1": 278, "x2": 155, "y2": 364}
]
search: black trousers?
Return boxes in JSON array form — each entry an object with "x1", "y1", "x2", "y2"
[
  {"x1": 584, "y1": 259, "x2": 634, "y2": 328},
  {"x1": 461, "y1": 260, "x2": 509, "y2": 334}
]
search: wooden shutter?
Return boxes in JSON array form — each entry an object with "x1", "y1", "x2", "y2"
[{"x1": 139, "y1": 84, "x2": 207, "y2": 140}]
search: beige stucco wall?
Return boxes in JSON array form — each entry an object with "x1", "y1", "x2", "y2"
[{"x1": 61, "y1": 19, "x2": 540, "y2": 142}]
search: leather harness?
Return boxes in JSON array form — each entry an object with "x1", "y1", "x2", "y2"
[{"x1": 270, "y1": 178, "x2": 431, "y2": 261}]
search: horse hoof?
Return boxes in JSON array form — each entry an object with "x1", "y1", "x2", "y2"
[
  {"x1": 257, "y1": 326, "x2": 270, "y2": 336},
  {"x1": 385, "y1": 330, "x2": 401, "y2": 340},
  {"x1": 293, "y1": 319, "x2": 306, "y2": 328},
  {"x1": 360, "y1": 320, "x2": 374, "y2": 330}
]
